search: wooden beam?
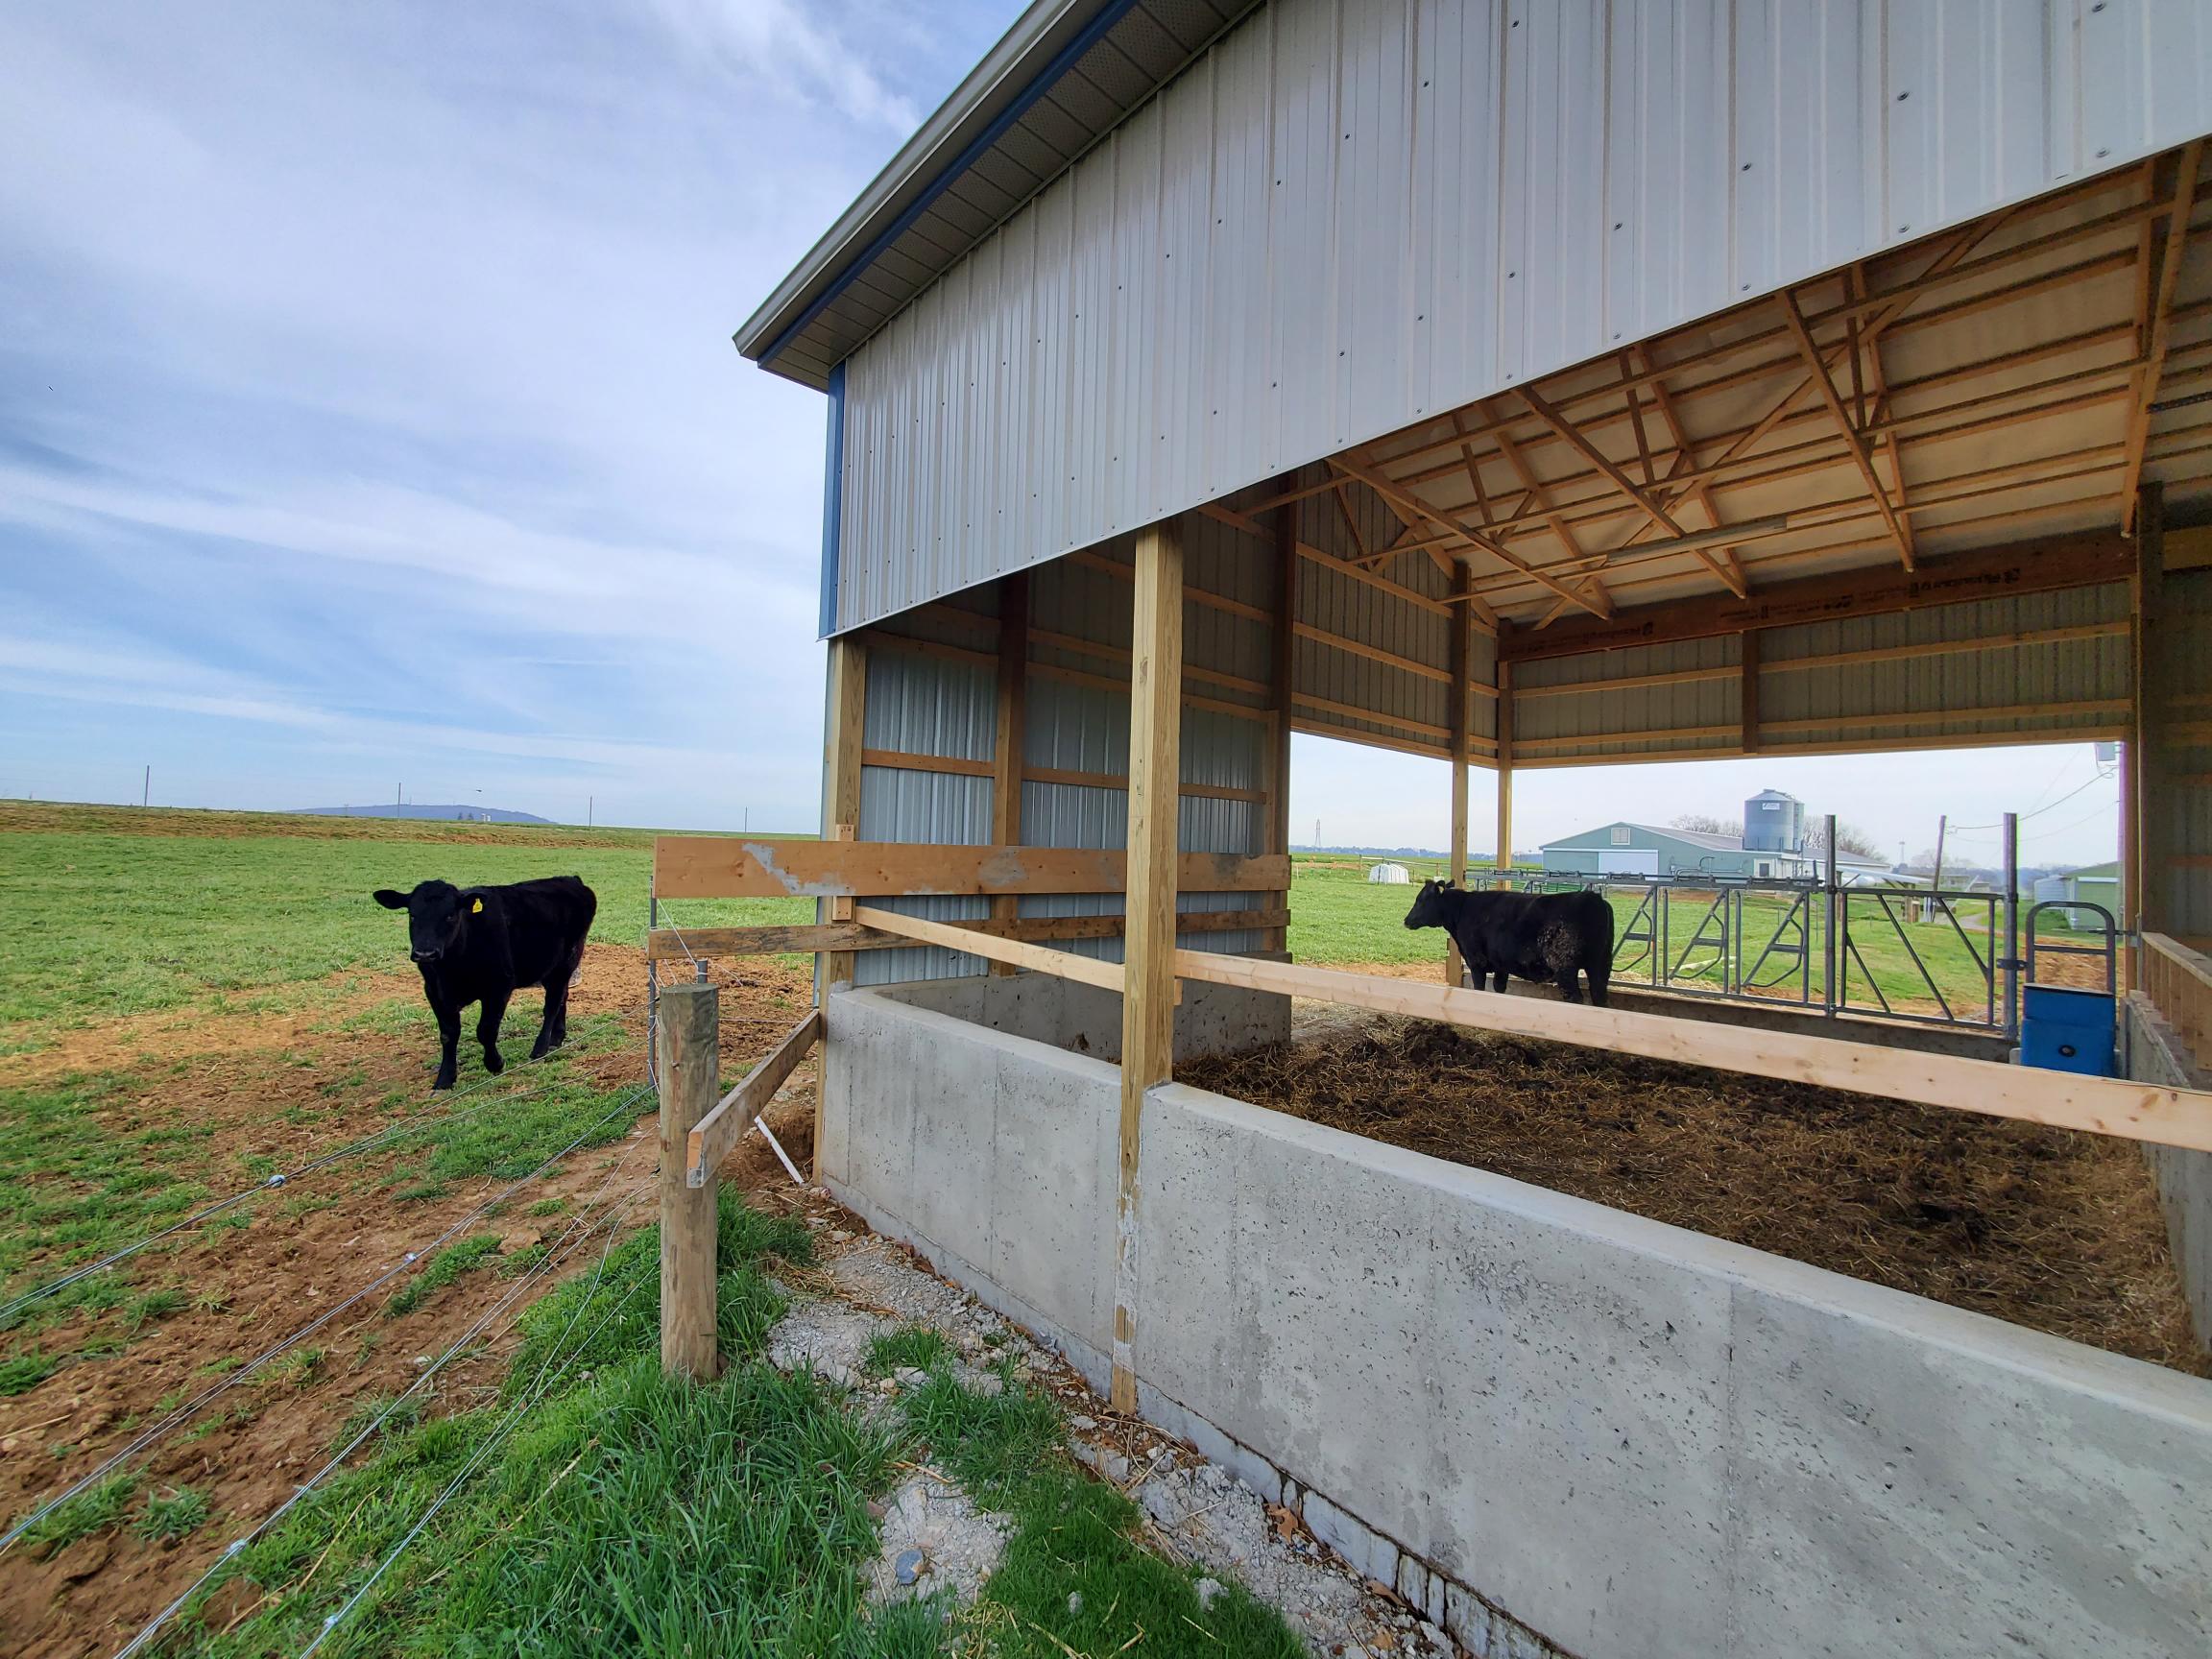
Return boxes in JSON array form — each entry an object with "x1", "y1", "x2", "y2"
[
  {"x1": 861, "y1": 748, "x2": 994, "y2": 778},
  {"x1": 1494, "y1": 657, "x2": 1514, "y2": 885},
  {"x1": 1778, "y1": 287, "x2": 1916, "y2": 570},
  {"x1": 991, "y1": 572, "x2": 1030, "y2": 976},
  {"x1": 685, "y1": 1008, "x2": 821, "y2": 1186},
  {"x1": 854, "y1": 905, "x2": 1125, "y2": 993},
  {"x1": 1329, "y1": 454, "x2": 1612, "y2": 618},
  {"x1": 1269, "y1": 489, "x2": 1297, "y2": 954},
  {"x1": 653, "y1": 838, "x2": 1289, "y2": 900},
  {"x1": 821, "y1": 637, "x2": 866, "y2": 991},
  {"x1": 656, "y1": 981, "x2": 719, "y2": 1380},
  {"x1": 645, "y1": 908, "x2": 1293, "y2": 964},
  {"x1": 1516, "y1": 384, "x2": 1743, "y2": 596},
  {"x1": 1116, "y1": 519, "x2": 1183, "y2": 1413},
  {"x1": 1631, "y1": 344, "x2": 1749, "y2": 596},
  {"x1": 1447, "y1": 565, "x2": 1472, "y2": 983},
  {"x1": 2138, "y1": 483, "x2": 2173, "y2": 942},
  {"x1": 1740, "y1": 628, "x2": 1762, "y2": 754},
  {"x1": 1480, "y1": 417, "x2": 1615, "y2": 616},
  {"x1": 2122, "y1": 139, "x2": 2203, "y2": 527},
  {"x1": 1852, "y1": 264, "x2": 1916, "y2": 570},
  {"x1": 1169, "y1": 952, "x2": 2212, "y2": 1152},
  {"x1": 1498, "y1": 529, "x2": 2135, "y2": 663}
]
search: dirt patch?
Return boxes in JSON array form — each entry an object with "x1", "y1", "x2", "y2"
[
  {"x1": 1181, "y1": 1014, "x2": 2205, "y2": 1378},
  {"x1": 0, "y1": 946, "x2": 820, "y2": 1659}
]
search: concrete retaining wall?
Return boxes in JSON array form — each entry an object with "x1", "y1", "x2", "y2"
[
  {"x1": 2127, "y1": 991, "x2": 2212, "y2": 1351},
  {"x1": 878, "y1": 970, "x2": 1290, "y2": 1065},
  {"x1": 821, "y1": 987, "x2": 2212, "y2": 1659}
]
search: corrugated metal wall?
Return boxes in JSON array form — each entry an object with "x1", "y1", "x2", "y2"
[
  {"x1": 830, "y1": 0, "x2": 2212, "y2": 635},
  {"x1": 2162, "y1": 568, "x2": 2212, "y2": 943},
  {"x1": 855, "y1": 531, "x2": 1277, "y2": 985},
  {"x1": 1510, "y1": 583, "x2": 2132, "y2": 765}
]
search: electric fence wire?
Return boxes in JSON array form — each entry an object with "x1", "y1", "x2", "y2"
[
  {"x1": 1, "y1": 1084, "x2": 653, "y2": 1557},
  {"x1": 108, "y1": 1145, "x2": 661, "y2": 1659},
  {"x1": 298, "y1": 1187, "x2": 667, "y2": 1657},
  {"x1": 0, "y1": 1067, "x2": 566, "y2": 1329}
]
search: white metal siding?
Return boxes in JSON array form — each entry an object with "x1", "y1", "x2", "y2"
[{"x1": 831, "y1": 0, "x2": 2212, "y2": 634}]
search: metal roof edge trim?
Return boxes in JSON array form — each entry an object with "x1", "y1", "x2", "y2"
[{"x1": 733, "y1": 0, "x2": 1133, "y2": 370}]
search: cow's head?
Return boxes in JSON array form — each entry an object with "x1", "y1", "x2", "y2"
[
  {"x1": 373, "y1": 879, "x2": 476, "y2": 963},
  {"x1": 1404, "y1": 878, "x2": 1455, "y2": 930}
]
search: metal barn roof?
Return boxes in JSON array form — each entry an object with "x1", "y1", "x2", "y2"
[{"x1": 734, "y1": 0, "x2": 1262, "y2": 390}]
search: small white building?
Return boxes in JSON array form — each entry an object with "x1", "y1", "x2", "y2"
[{"x1": 1367, "y1": 862, "x2": 1411, "y2": 885}]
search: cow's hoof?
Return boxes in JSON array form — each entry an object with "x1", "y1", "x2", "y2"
[
  {"x1": 432, "y1": 1074, "x2": 456, "y2": 1092},
  {"x1": 483, "y1": 1052, "x2": 505, "y2": 1075}
]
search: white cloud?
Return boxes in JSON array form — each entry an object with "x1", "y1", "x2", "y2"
[{"x1": 647, "y1": 0, "x2": 924, "y2": 131}]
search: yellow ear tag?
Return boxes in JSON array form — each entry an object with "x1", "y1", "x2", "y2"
[{"x1": 471, "y1": 899, "x2": 484, "y2": 914}]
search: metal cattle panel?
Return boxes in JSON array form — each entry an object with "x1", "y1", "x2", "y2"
[{"x1": 828, "y1": 0, "x2": 2212, "y2": 635}]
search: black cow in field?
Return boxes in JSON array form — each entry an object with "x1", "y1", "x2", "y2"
[
  {"x1": 1403, "y1": 879, "x2": 1614, "y2": 1005},
  {"x1": 372, "y1": 877, "x2": 597, "y2": 1089}
]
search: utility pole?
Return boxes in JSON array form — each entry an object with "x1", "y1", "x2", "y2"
[
  {"x1": 743, "y1": 806, "x2": 750, "y2": 833},
  {"x1": 588, "y1": 795, "x2": 593, "y2": 828},
  {"x1": 1314, "y1": 817, "x2": 1321, "y2": 849},
  {"x1": 141, "y1": 765, "x2": 149, "y2": 808},
  {"x1": 1931, "y1": 814, "x2": 1948, "y2": 892}
]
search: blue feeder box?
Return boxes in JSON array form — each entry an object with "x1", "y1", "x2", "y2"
[{"x1": 2019, "y1": 984, "x2": 2116, "y2": 1077}]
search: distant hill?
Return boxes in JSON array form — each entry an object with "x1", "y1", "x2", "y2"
[{"x1": 293, "y1": 805, "x2": 556, "y2": 826}]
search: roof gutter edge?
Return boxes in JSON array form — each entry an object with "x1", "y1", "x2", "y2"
[{"x1": 732, "y1": 0, "x2": 1107, "y2": 365}]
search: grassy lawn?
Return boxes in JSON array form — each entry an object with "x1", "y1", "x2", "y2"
[
  {"x1": 152, "y1": 1195, "x2": 1296, "y2": 1659},
  {"x1": 1, "y1": 804, "x2": 1304, "y2": 1657},
  {"x1": 0, "y1": 802, "x2": 810, "y2": 1031}
]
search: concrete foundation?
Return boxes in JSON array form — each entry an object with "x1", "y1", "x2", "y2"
[
  {"x1": 2127, "y1": 991, "x2": 2212, "y2": 1352},
  {"x1": 821, "y1": 985, "x2": 2212, "y2": 1659},
  {"x1": 878, "y1": 968, "x2": 1290, "y2": 1065}
]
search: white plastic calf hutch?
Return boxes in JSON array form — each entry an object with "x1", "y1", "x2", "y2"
[{"x1": 655, "y1": 5, "x2": 2212, "y2": 1654}]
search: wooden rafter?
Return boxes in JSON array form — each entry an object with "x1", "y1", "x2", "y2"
[
  {"x1": 1778, "y1": 287, "x2": 1916, "y2": 570},
  {"x1": 1333, "y1": 482, "x2": 1373, "y2": 561},
  {"x1": 1632, "y1": 343, "x2": 1749, "y2": 596},
  {"x1": 1329, "y1": 453, "x2": 1612, "y2": 618},
  {"x1": 2122, "y1": 138, "x2": 2203, "y2": 528},
  {"x1": 1850, "y1": 268, "x2": 1914, "y2": 568},
  {"x1": 1479, "y1": 416, "x2": 1616, "y2": 615},
  {"x1": 1517, "y1": 384, "x2": 1747, "y2": 597}
]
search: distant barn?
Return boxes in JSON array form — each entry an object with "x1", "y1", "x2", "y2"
[{"x1": 1367, "y1": 862, "x2": 1411, "y2": 885}]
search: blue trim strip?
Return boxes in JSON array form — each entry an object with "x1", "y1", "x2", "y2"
[
  {"x1": 765, "y1": 0, "x2": 1143, "y2": 370},
  {"x1": 819, "y1": 361, "x2": 847, "y2": 638}
]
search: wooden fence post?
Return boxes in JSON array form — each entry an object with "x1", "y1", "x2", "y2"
[{"x1": 658, "y1": 979, "x2": 720, "y2": 1380}]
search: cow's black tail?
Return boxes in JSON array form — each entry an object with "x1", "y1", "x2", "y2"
[{"x1": 1586, "y1": 892, "x2": 1616, "y2": 1007}]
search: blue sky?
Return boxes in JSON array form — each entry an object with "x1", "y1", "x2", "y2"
[{"x1": 0, "y1": 0, "x2": 2119, "y2": 869}]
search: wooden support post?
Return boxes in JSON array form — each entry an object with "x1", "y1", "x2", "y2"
[
  {"x1": 1740, "y1": 628, "x2": 1763, "y2": 754},
  {"x1": 1447, "y1": 563, "x2": 1472, "y2": 982},
  {"x1": 657, "y1": 980, "x2": 719, "y2": 1381},
  {"x1": 2137, "y1": 483, "x2": 2171, "y2": 961},
  {"x1": 821, "y1": 637, "x2": 866, "y2": 993},
  {"x1": 1268, "y1": 491, "x2": 1297, "y2": 953},
  {"x1": 991, "y1": 572, "x2": 1030, "y2": 974},
  {"x1": 1114, "y1": 518, "x2": 1184, "y2": 1414},
  {"x1": 1494, "y1": 657, "x2": 1514, "y2": 888}
]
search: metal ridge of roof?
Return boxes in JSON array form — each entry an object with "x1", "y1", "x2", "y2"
[{"x1": 733, "y1": 0, "x2": 1124, "y2": 372}]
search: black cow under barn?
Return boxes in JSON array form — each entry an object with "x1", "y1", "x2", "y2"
[
  {"x1": 372, "y1": 877, "x2": 597, "y2": 1089},
  {"x1": 1403, "y1": 879, "x2": 1615, "y2": 1005}
]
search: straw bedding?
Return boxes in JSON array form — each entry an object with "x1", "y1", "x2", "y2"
[{"x1": 1180, "y1": 1016, "x2": 2205, "y2": 1376}]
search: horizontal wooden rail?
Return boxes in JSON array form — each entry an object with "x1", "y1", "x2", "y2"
[
  {"x1": 685, "y1": 1007, "x2": 820, "y2": 1186},
  {"x1": 643, "y1": 907, "x2": 1290, "y2": 964},
  {"x1": 653, "y1": 837, "x2": 1290, "y2": 901},
  {"x1": 854, "y1": 905, "x2": 1127, "y2": 993},
  {"x1": 1170, "y1": 952, "x2": 2212, "y2": 1153}
]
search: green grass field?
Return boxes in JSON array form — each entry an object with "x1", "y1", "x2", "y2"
[
  {"x1": 0, "y1": 804, "x2": 1303, "y2": 1657},
  {"x1": 0, "y1": 802, "x2": 809, "y2": 1033}
]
